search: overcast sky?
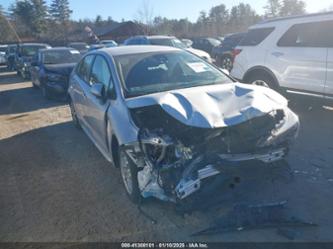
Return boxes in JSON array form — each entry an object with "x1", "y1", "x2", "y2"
[{"x1": 1, "y1": 0, "x2": 332, "y2": 22}]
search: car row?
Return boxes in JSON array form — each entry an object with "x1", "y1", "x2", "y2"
[{"x1": 124, "y1": 35, "x2": 213, "y2": 63}]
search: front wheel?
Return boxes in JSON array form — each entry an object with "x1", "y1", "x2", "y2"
[
  {"x1": 119, "y1": 148, "x2": 141, "y2": 204},
  {"x1": 247, "y1": 73, "x2": 279, "y2": 91}
]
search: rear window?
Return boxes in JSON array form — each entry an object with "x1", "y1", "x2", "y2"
[
  {"x1": 278, "y1": 20, "x2": 333, "y2": 48},
  {"x1": 239, "y1": 28, "x2": 274, "y2": 46}
]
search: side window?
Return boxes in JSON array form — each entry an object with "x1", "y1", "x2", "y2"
[
  {"x1": 77, "y1": 55, "x2": 94, "y2": 83},
  {"x1": 278, "y1": 21, "x2": 333, "y2": 47},
  {"x1": 90, "y1": 55, "x2": 112, "y2": 89},
  {"x1": 239, "y1": 27, "x2": 274, "y2": 46}
]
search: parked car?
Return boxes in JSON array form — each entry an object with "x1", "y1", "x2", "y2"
[
  {"x1": 5, "y1": 44, "x2": 18, "y2": 70},
  {"x1": 192, "y1": 37, "x2": 221, "y2": 55},
  {"x1": 31, "y1": 47, "x2": 81, "y2": 99},
  {"x1": 0, "y1": 45, "x2": 7, "y2": 65},
  {"x1": 68, "y1": 45, "x2": 299, "y2": 203},
  {"x1": 100, "y1": 40, "x2": 118, "y2": 47},
  {"x1": 88, "y1": 44, "x2": 106, "y2": 51},
  {"x1": 16, "y1": 43, "x2": 51, "y2": 79},
  {"x1": 124, "y1": 35, "x2": 213, "y2": 63},
  {"x1": 231, "y1": 12, "x2": 333, "y2": 101},
  {"x1": 212, "y1": 32, "x2": 246, "y2": 71},
  {"x1": 181, "y1": 38, "x2": 193, "y2": 48},
  {"x1": 68, "y1": 42, "x2": 90, "y2": 54}
]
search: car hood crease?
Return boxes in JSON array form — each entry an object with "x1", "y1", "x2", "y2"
[{"x1": 126, "y1": 83, "x2": 288, "y2": 129}]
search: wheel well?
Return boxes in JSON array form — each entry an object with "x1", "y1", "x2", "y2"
[
  {"x1": 243, "y1": 67, "x2": 278, "y2": 86},
  {"x1": 111, "y1": 135, "x2": 120, "y2": 168}
]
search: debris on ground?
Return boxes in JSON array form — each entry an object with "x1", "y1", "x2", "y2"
[{"x1": 192, "y1": 201, "x2": 317, "y2": 237}]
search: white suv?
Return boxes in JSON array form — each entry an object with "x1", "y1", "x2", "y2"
[{"x1": 231, "y1": 12, "x2": 333, "y2": 101}]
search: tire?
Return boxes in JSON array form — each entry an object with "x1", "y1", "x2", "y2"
[
  {"x1": 247, "y1": 73, "x2": 279, "y2": 91},
  {"x1": 119, "y1": 148, "x2": 141, "y2": 204},
  {"x1": 69, "y1": 100, "x2": 81, "y2": 129},
  {"x1": 41, "y1": 84, "x2": 51, "y2": 99},
  {"x1": 220, "y1": 55, "x2": 233, "y2": 72}
]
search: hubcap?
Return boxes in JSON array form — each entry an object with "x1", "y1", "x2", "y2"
[
  {"x1": 222, "y1": 57, "x2": 232, "y2": 71},
  {"x1": 120, "y1": 152, "x2": 133, "y2": 195},
  {"x1": 252, "y1": 80, "x2": 270, "y2": 88}
]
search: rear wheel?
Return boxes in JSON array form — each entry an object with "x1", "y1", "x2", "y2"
[
  {"x1": 119, "y1": 148, "x2": 141, "y2": 204},
  {"x1": 220, "y1": 55, "x2": 233, "y2": 72}
]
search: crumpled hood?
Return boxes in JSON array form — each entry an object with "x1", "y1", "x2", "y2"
[
  {"x1": 44, "y1": 63, "x2": 76, "y2": 75},
  {"x1": 126, "y1": 83, "x2": 289, "y2": 129}
]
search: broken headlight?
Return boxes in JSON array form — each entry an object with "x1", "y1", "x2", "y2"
[
  {"x1": 139, "y1": 129, "x2": 192, "y2": 168},
  {"x1": 258, "y1": 108, "x2": 300, "y2": 147}
]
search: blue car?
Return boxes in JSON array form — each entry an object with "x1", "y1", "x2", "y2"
[{"x1": 30, "y1": 47, "x2": 81, "y2": 99}]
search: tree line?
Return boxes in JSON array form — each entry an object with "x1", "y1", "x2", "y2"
[{"x1": 0, "y1": 0, "x2": 307, "y2": 44}]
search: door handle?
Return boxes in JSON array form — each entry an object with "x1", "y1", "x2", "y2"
[{"x1": 271, "y1": 52, "x2": 284, "y2": 57}]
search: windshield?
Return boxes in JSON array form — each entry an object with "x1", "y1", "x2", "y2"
[
  {"x1": 150, "y1": 38, "x2": 187, "y2": 49},
  {"x1": 42, "y1": 50, "x2": 81, "y2": 64},
  {"x1": 115, "y1": 51, "x2": 231, "y2": 98},
  {"x1": 21, "y1": 45, "x2": 47, "y2": 57}
]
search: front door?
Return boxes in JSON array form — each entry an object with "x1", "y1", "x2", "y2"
[{"x1": 81, "y1": 55, "x2": 113, "y2": 152}]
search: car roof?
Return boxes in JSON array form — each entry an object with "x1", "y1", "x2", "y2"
[
  {"x1": 251, "y1": 11, "x2": 333, "y2": 28},
  {"x1": 19, "y1": 43, "x2": 49, "y2": 46},
  {"x1": 98, "y1": 45, "x2": 180, "y2": 57},
  {"x1": 129, "y1": 35, "x2": 176, "y2": 40},
  {"x1": 68, "y1": 42, "x2": 87, "y2": 45},
  {"x1": 39, "y1": 47, "x2": 78, "y2": 53}
]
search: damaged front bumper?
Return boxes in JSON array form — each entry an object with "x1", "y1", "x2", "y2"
[{"x1": 124, "y1": 106, "x2": 299, "y2": 203}]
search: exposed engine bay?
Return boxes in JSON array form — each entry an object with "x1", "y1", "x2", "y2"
[{"x1": 123, "y1": 103, "x2": 299, "y2": 202}]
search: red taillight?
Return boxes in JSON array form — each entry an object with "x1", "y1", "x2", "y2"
[{"x1": 232, "y1": 49, "x2": 242, "y2": 61}]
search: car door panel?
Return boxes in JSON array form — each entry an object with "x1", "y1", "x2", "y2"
[
  {"x1": 81, "y1": 55, "x2": 113, "y2": 153},
  {"x1": 70, "y1": 55, "x2": 95, "y2": 124}
]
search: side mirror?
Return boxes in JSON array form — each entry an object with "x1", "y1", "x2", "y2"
[
  {"x1": 90, "y1": 83, "x2": 104, "y2": 98},
  {"x1": 220, "y1": 68, "x2": 230, "y2": 75}
]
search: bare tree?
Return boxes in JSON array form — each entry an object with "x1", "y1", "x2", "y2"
[{"x1": 135, "y1": 0, "x2": 154, "y2": 34}]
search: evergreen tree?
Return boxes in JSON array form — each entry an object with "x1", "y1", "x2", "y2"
[{"x1": 49, "y1": 0, "x2": 72, "y2": 23}]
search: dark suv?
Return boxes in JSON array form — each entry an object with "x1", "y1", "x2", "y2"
[
  {"x1": 192, "y1": 37, "x2": 221, "y2": 55},
  {"x1": 212, "y1": 32, "x2": 246, "y2": 71}
]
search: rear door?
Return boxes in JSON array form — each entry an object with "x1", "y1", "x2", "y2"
[
  {"x1": 271, "y1": 21, "x2": 328, "y2": 94},
  {"x1": 70, "y1": 54, "x2": 95, "y2": 124},
  {"x1": 81, "y1": 55, "x2": 113, "y2": 152}
]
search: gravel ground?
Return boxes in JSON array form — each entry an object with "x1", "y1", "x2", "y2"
[{"x1": 0, "y1": 66, "x2": 333, "y2": 242}]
